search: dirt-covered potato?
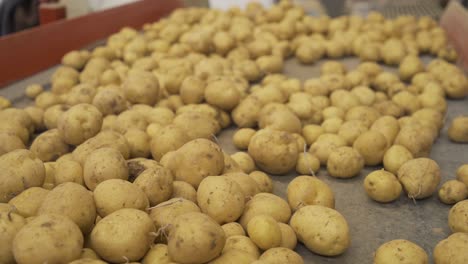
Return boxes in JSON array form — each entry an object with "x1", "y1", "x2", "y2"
[
  {"x1": 13, "y1": 214, "x2": 83, "y2": 264},
  {"x1": 353, "y1": 130, "x2": 387, "y2": 166},
  {"x1": 122, "y1": 69, "x2": 160, "y2": 105},
  {"x1": 438, "y1": 180, "x2": 468, "y2": 205},
  {"x1": 94, "y1": 179, "x2": 149, "y2": 217},
  {"x1": 0, "y1": 211, "x2": 25, "y2": 263},
  {"x1": 8, "y1": 187, "x2": 49, "y2": 218},
  {"x1": 327, "y1": 146, "x2": 364, "y2": 178},
  {"x1": 248, "y1": 129, "x2": 298, "y2": 175},
  {"x1": 290, "y1": 205, "x2": 350, "y2": 256},
  {"x1": 197, "y1": 176, "x2": 245, "y2": 224},
  {"x1": 38, "y1": 182, "x2": 96, "y2": 234},
  {"x1": 83, "y1": 147, "x2": 129, "y2": 190},
  {"x1": 168, "y1": 212, "x2": 226, "y2": 264},
  {"x1": 247, "y1": 214, "x2": 282, "y2": 251},
  {"x1": 222, "y1": 235, "x2": 260, "y2": 258},
  {"x1": 397, "y1": 158, "x2": 441, "y2": 199},
  {"x1": 30, "y1": 129, "x2": 70, "y2": 162},
  {"x1": 90, "y1": 208, "x2": 155, "y2": 263},
  {"x1": 448, "y1": 116, "x2": 468, "y2": 143},
  {"x1": 239, "y1": 193, "x2": 291, "y2": 229},
  {"x1": 374, "y1": 239, "x2": 428, "y2": 264},
  {"x1": 260, "y1": 247, "x2": 304, "y2": 264},
  {"x1": 57, "y1": 103, "x2": 103, "y2": 146},
  {"x1": 0, "y1": 149, "x2": 45, "y2": 202},
  {"x1": 383, "y1": 145, "x2": 414, "y2": 175},
  {"x1": 433, "y1": 232, "x2": 468, "y2": 264},
  {"x1": 222, "y1": 222, "x2": 246, "y2": 238},
  {"x1": 364, "y1": 170, "x2": 402, "y2": 203},
  {"x1": 448, "y1": 200, "x2": 468, "y2": 233},
  {"x1": 233, "y1": 128, "x2": 257, "y2": 150}
]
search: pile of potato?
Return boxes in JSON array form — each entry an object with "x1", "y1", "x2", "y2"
[{"x1": 1, "y1": 0, "x2": 468, "y2": 263}]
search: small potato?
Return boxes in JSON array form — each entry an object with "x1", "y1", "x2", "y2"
[
  {"x1": 222, "y1": 222, "x2": 246, "y2": 238},
  {"x1": 13, "y1": 214, "x2": 83, "y2": 264},
  {"x1": 374, "y1": 239, "x2": 428, "y2": 264},
  {"x1": 448, "y1": 200, "x2": 468, "y2": 233},
  {"x1": 224, "y1": 172, "x2": 260, "y2": 201},
  {"x1": 327, "y1": 146, "x2": 364, "y2": 178},
  {"x1": 150, "y1": 124, "x2": 190, "y2": 161},
  {"x1": 58, "y1": 103, "x2": 103, "y2": 146},
  {"x1": 383, "y1": 145, "x2": 414, "y2": 175},
  {"x1": 125, "y1": 128, "x2": 150, "y2": 158},
  {"x1": 258, "y1": 103, "x2": 302, "y2": 134},
  {"x1": 205, "y1": 77, "x2": 241, "y2": 111},
  {"x1": 168, "y1": 212, "x2": 226, "y2": 264},
  {"x1": 233, "y1": 128, "x2": 256, "y2": 150},
  {"x1": 149, "y1": 198, "x2": 200, "y2": 237},
  {"x1": 92, "y1": 87, "x2": 128, "y2": 115},
  {"x1": 38, "y1": 182, "x2": 96, "y2": 234},
  {"x1": 232, "y1": 96, "x2": 263, "y2": 128},
  {"x1": 309, "y1": 133, "x2": 347, "y2": 165},
  {"x1": 94, "y1": 179, "x2": 149, "y2": 217},
  {"x1": 438, "y1": 180, "x2": 468, "y2": 205},
  {"x1": 448, "y1": 116, "x2": 468, "y2": 143},
  {"x1": 397, "y1": 158, "x2": 441, "y2": 199},
  {"x1": 43, "y1": 104, "x2": 70, "y2": 130},
  {"x1": 209, "y1": 249, "x2": 257, "y2": 264},
  {"x1": 278, "y1": 223, "x2": 297, "y2": 250},
  {"x1": 247, "y1": 215, "x2": 282, "y2": 251},
  {"x1": 0, "y1": 149, "x2": 45, "y2": 203},
  {"x1": 222, "y1": 235, "x2": 260, "y2": 258},
  {"x1": 0, "y1": 132, "x2": 25, "y2": 156},
  {"x1": 433, "y1": 232, "x2": 468, "y2": 264},
  {"x1": 122, "y1": 69, "x2": 160, "y2": 105},
  {"x1": 231, "y1": 152, "x2": 256, "y2": 173},
  {"x1": 321, "y1": 61, "x2": 346, "y2": 75},
  {"x1": 24, "y1": 106, "x2": 45, "y2": 132},
  {"x1": 248, "y1": 129, "x2": 298, "y2": 175},
  {"x1": 302, "y1": 124, "x2": 324, "y2": 145},
  {"x1": 133, "y1": 167, "x2": 173, "y2": 206},
  {"x1": 290, "y1": 205, "x2": 350, "y2": 256},
  {"x1": 322, "y1": 106, "x2": 345, "y2": 120},
  {"x1": 79, "y1": 248, "x2": 100, "y2": 260},
  {"x1": 197, "y1": 176, "x2": 245, "y2": 224},
  {"x1": 287, "y1": 176, "x2": 335, "y2": 210},
  {"x1": 30, "y1": 129, "x2": 70, "y2": 162},
  {"x1": 90, "y1": 208, "x2": 156, "y2": 263},
  {"x1": 345, "y1": 106, "x2": 381, "y2": 128},
  {"x1": 142, "y1": 244, "x2": 171, "y2": 264},
  {"x1": 296, "y1": 152, "x2": 320, "y2": 175},
  {"x1": 399, "y1": 55, "x2": 424, "y2": 81},
  {"x1": 260, "y1": 247, "x2": 303, "y2": 264},
  {"x1": 0, "y1": 96, "x2": 11, "y2": 109},
  {"x1": 364, "y1": 170, "x2": 402, "y2": 203},
  {"x1": 8, "y1": 187, "x2": 49, "y2": 218},
  {"x1": 173, "y1": 111, "x2": 221, "y2": 141},
  {"x1": 35, "y1": 92, "x2": 60, "y2": 109},
  {"x1": 338, "y1": 120, "x2": 368, "y2": 146},
  {"x1": 256, "y1": 55, "x2": 284, "y2": 74},
  {"x1": 321, "y1": 117, "x2": 343, "y2": 133},
  {"x1": 456, "y1": 164, "x2": 468, "y2": 187},
  {"x1": 330, "y1": 90, "x2": 360, "y2": 111},
  {"x1": 25, "y1": 84, "x2": 44, "y2": 99},
  {"x1": 295, "y1": 41, "x2": 324, "y2": 64},
  {"x1": 248, "y1": 171, "x2": 274, "y2": 193},
  {"x1": 83, "y1": 147, "x2": 129, "y2": 191},
  {"x1": 171, "y1": 181, "x2": 197, "y2": 203},
  {"x1": 392, "y1": 91, "x2": 421, "y2": 115},
  {"x1": 239, "y1": 193, "x2": 291, "y2": 229},
  {"x1": 353, "y1": 130, "x2": 387, "y2": 166},
  {"x1": 180, "y1": 75, "x2": 206, "y2": 104}
]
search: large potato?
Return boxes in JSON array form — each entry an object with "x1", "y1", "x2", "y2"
[
  {"x1": 248, "y1": 129, "x2": 298, "y2": 175},
  {"x1": 433, "y1": 232, "x2": 468, "y2": 264},
  {"x1": 374, "y1": 239, "x2": 428, "y2": 264},
  {"x1": 448, "y1": 200, "x2": 468, "y2": 233},
  {"x1": 13, "y1": 214, "x2": 83, "y2": 264},
  {"x1": 258, "y1": 103, "x2": 302, "y2": 134},
  {"x1": 38, "y1": 182, "x2": 96, "y2": 234},
  {"x1": 287, "y1": 176, "x2": 335, "y2": 210},
  {"x1": 57, "y1": 103, "x2": 103, "y2": 146},
  {"x1": 90, "y1": 208, "x2": 156, "y2": 263},
  {"x1": 55, "y1": 159, "x2": 84, "y2": 185},
  {"x1": 290, "y1": 205, "x2": 350, "y2": 256},
  {"x1": 397, "y1": 158, "x2": 441, "y2": 199},
  {"x1": 167, "y1": 212, "x2": 226, "y2": 264},
  {"x1": 0, "y1": 149, "x2": 45, "y2": 202},
  {"x1": 83, "y1": 147, "x2": 129, "y2": 190},
  {"x1": 0, "y1": 211, "x2": 25, "y2": 264},
  {"x1": 197, "y1": 176, "x2": 245, "y2": 224}
]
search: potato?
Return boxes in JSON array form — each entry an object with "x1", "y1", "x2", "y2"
[
  {"x1": 92, "y1": 87, "x2": 127, "y2": 115},
  {"x1": 83, "y1": 147, "x2": 128, "y2": 190},
  {"x1": 302, "y1": 124, "x2": 324, "y2": 145},
  {"x1": 205, "y1": 77, "x2": 241, "y2": 111},
  {"x1": 232, "y1": 96, "x2": 263, "y2": 128},
  {"x1": 295, "y1": 152, "x2": 320, "y2": 175},
  {"x1": 248, "y1": 129, "x2": 298, "y2": 175},
  {"x1": 222, "y1": 222, "x2": 246, "y2": 238},
  {"x1": 448, "y1": 200, "x2": 468, "y2": 233},
  {"x1": 142, "y1": 244, "x2": 172, "y2": 264},
  {"x1": 394, "y1": 124, "x2": 434, "y2": 158},
  {"x1": 290, "y1": 205, "x2": 350, "y2": 256},
  {"x1": 277, "y1": 223, "x2": 297, "y2": 250},
  {"x1": 295, "y1": 41, "x2": 324, "y2": 64},
  {"x1": 397, "y1": 158, "x2": 441, "y2": 199},
  {"x1": 231, "y1": 152, "x2": 256, "y2": 173},
  {"x1": 0, "y1": 96, "x2": 11, "y2": 109},
  {"x1": 248, "y1": 171, "x2": 273, "y2": 193},
  {"x1": 168, "y1": 212, "x2": 225, "y2": 264},
  {"x1": 30, "y1": 129, "x2": 70, "y2": 162},
  {"x1": 79, "y1": 248, "x2": 100, "y2": 260},
  {"x1": 433, "y1": 232, "x2": 468, "y2": 264},
  {"x1": 330, "y1": 90, "x2": 360, "y2": 111},
  {"x1": 25, "y1": 84, "x2": 44, "y2": 99},
  {"x1": 57, "y1": 103, "x2": 103, "y2": 146},
  {"x1": 247, "y1": 215, "x2": 282, "y2": 250},
  {"x1": 149, "y1": 198, "x2": 200, "y2": 237},
  {"x1": 399, "y1": 55, "x2": 424, "y2": 81},
  {"x1": 353, "y1": 130, "x2": 387, "y2": 166},
  {"x1": 327, "y1": 146, "x2": 364, "y2": 178},
  {"x1": 438, "y1": 180, "x2": 468, "y2": 205},
  {"x1": 224, "y1": 172, "x2": 260, "y2": 201},
  {"x1": 122, "y1": 69, "x2": 160, "y2": 105},
  {"x1": 258, "y1": 103, "x2": 302, "y2": 134},
  {"x1": 124, "y1": 128, "x2": 150, "y2": 158},
  {"x1": 364, "y1": 170, "x2": 402, "y2": 203},
  {"x1": 456, "y1": 164, "x2": 468, "y2": 187},
  {"x1": 42, "y1": 162, "x2": 56, "y2": 190},
  {"x1": 149, "y1": 125, "x2": 189, "y2": 161},
  {"x1": 322, "y1": 106, "x2": 345, "y2": 120},
  {"x1": 222, "y1": 235, "x2": 260, "y2": 258},
  {"x1": 0, "y1": 211, "x2": 25, "y2": 263},
  {"x1": 233, "y1": 128, "x2": 257, "y2": 150},
  {"x1": 239, "y1": 193, "x2": 291, "y2": 229},
  {"x1": 133, "y1": 166, "x2": 173, "y2": 206},
  {"x1": 383, "y1": 145, "x2": 414, "y2": 175},
  {"x1": 90, "y1": 208, "x2": 156, "y2": 263},
  {"x1": 12, "y1": 214, "x2": 83, "y2": 264},
  {"x1": 303, "y1": 78, "x2": 329, "y2": 96},
  {"x1": 259, "y1": 247, "x2": 303, "y2": 264},
  {"x1": 209, "y1": 249, "x2": 258, "y2": 264},
  {"x1": 35, "y1": 91, "x2": 60, "y2": 109},
  {"x1": 173, "y1": 111, "x2": 221, "y2": 141},
  {"x1": 38, "y1": 182, "x2": 96, "y2": 234},
  {"x1": 448, "y1": 116, "x2": 468, "y2": 143},
  {"x1": 0, "y1": 149, "x2": 45, "y2": 202},
  {"x1": 287, "y1": 175, "x2": 334, "y2": 210},
  {"x1": 197, "y1": 176, "x2": 245, "y2": 224},
  {"x1": 0, "y1": 132, "x2": 25, "y2": 156},
  {"x1": 442, "y1": 73, "x2": 468, "y2": 99},
  {"x1": 338, "y1": 120, "x2": 368, "y2": 146},
  {"x1": 0, "y1": 122, "x2": 29, "y2": 145},
  {"x1": 309, "y1": 133, "x2": 347, "y2": 165},
  {"x1": 374, "y1": 239, "x2": 428, "y2": 264},
  {"x1": 24, "y1": 106, "x2": 45, "y2": 132},
  {"x1": 171, "y1": 180, "x2": 197, "y2": 203},
  {"x1": 8, "y1": 187, "x2": 49, "y2": 218}
]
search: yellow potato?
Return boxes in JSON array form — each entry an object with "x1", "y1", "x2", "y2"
[
  {"x1": 278, "y1": 223, "x2": 297, "y2": 250},
  {"x1": 374, "y1": 239, "x2": 428, "y2": 264},
  {"x1": 259, "y1": 247, "x2": 304, "y2": 264},
  {"x1": 221, "y1": 222, "x2": 246, "y2": 238},
  {"x1": 397, "y1": 158, "x2": 441, "y2": 200},
  {"x1": 448, "y1": 200, "x2": 468, "y2": 233},
  {"x1": 247, "y1": 215, "x2": 282, "y2": 250},
  {"x1": 448, "y1": 116, "x2": 468, "y2": 143},
  {"x1": 222, "y1": 235, "x2": 260, "y2": 258},
  {"x1": 248, "y1": 171, "x2": 274, "y2": 193},
  {"x1": 364, "y1": 170, "x2": 402, "y2": 203},
  {"x1": 383, "y1": 145, "x2": 414, "y2": 175},
  {"x1": 438, "y1": 180, "x2": 468, "y2": 205},
  {"x1": 0, "y1": 211, "x2": 25, "y2": 263},
  {"x1": 433, "y1": 232, "x2": 468, "y2": 264},
  {"x1": 353, "y1": 130, "x2": 387, "y2": 166},
  {"x1": 327, "y1": 146, "x2": 364, "y2": 178},
  {"x1": 8, "y1": 187, "x2": 49, "y2": 218},
  {"x1": 456, "y1": 164, "x2": 468, "y2": 187},
  {"x1": 287, "y1": 176, "x2": 335, "y2": 210}
]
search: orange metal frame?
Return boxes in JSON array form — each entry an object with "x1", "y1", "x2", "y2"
[{"x1": 0, "y1": 0, "x2": 183, "y2": 87}]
